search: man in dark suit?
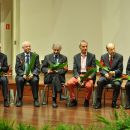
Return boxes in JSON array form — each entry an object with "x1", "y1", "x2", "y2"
[
  {"x1": 41, "y1": 43, "x2": 68, "y2": 108},
  {"x1": 125, "y1": 57, "x2": 130, "y2": 109},
  {"x1": 66, "y1": 40, "x2": 96, "y2": 107},
  {"x1": 15, "y1": 41, "x2": 40, "y2": 107},
  {"x1": 0, "y1": 45, "x2": 10, "y2": 107},
  {"x1": 94, "y1": 43, "x2": 123, "y2": 109}
]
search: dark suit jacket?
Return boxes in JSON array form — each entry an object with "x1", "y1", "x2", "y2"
[
  {"x1": 41, "y1": 53, "x2": 68, "y2": 83},
  {"x1": 100, "y1": 53, "x2": 123, "y2": 78},
  {"x1": 0, "y1": 52, "x2": 9, "y2": 73},
  {"x1": 73, "y1": 52, "x2": 96, "y2": 81},
  {"x1": 15, "y1": 52, "x2": 40, "y2": 77},
  {"x1": 126, "y1": 57, "x2": 130, "y2": 75}
]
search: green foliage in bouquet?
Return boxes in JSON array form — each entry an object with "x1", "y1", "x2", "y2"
[
  {"x1": 17, "y1": 123, "x2": 36, "y2": 130},
  {"x1": 96, "y1": 60, "x2": 110, "y2": 72},
  {"x1": 25, "y1": 52, "x2": 37, "y2": 76},
  {"x1": 80, "y1": 68, "x2": 97, "y2": 83},
  {"x1": 0, "y1": 119, "x2": 15, "y2": 130},
  {"x1": 49, "y1": 62, "x2": 67, "y2": 70},
  {"x1": 96, "y1": 106, "x2": 130, "y2": 130}
]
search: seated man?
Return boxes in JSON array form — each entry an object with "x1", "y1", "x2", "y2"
[
  {"x1": 41, "y1": 43, "x2": 68, "y2": 108},
  {"x1": 66, "y1": 40, "x2": 96, "y2": 107},
  {"x1": 125, "y1": 57, "x2": 130, "y2": 109},
  {"x1": 94, "y1": 43, "x2": 123, "y2": 109},
  {"x1": 15, "y1": 41, "x2": 40, "y2": 107},
  {"x1": 0, "y1": 45, "x2": 10, "y2": 107}
]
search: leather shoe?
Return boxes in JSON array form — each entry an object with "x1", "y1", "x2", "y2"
[
  {"x1": 4, "y1": 101, "x2": 10, "y2": 107},
  {"x1": 94, "y1": 101, "x2": 101, "y2": 109},
  {"x1": 16, "y1": 101, "x2": 23, "y2": 107},
  {"x1": 52, "y1": 101, "x2": 58, "y2": 108},
  {"x1": 112, "y1": 101, "x2": 119, "y2": 109},
  {"x1": 34, "y1": 100, "x2": 40, "y2": 107},
  {"x1": 69, "y1": 99, "x2": 77, "y2": 107},
  {"x1": 84, "y1": 99, "x2": 89, "y2": 107},
  {"x1": 60, "y1": 95, "x2": 67, "y2": 100},
  {"x1": 125, "y1": 103, "x2": 130, "y2": 109}
]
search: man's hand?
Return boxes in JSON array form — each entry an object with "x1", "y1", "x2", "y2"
[
  {"x1": 105, "y1": 73, "x2": 110, "y2": 79},
  {"x1": 48, "y1": 69, "x2": 54, "y2": 73},
  {"x1": 109, "y1": 71, "x2": 115, "y2": 77},
  {"x1": 23, "y1": 74, "x2": 33, "y2": 81}
]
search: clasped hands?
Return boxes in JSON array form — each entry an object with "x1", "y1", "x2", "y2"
[
  {"x1": 23, "y1": 73, "x2": 33, "y2": 80},
  {"x1": 77, "y1": 76, "x2": 92, "y2": 86},
  {"x1": 105, "y1": 71, "x2": 115, "y2": 79}
]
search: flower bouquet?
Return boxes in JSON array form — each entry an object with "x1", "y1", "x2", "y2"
[
  {"x1": 49, "y1": 62, "x2": 68, "y2": 70},
  {"x1": 96, "y1": 59, "x2": 110, "y2": 72},
  {"x1": 25, "y1": 52, "x2": 37, "y2": 76}
]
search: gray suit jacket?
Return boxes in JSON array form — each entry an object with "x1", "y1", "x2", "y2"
[
  {"x1": 15, "y1": 52, "x2": 40, "y2": 77},
  {"x1": 100, "y1": 53, "x2": 123, "y2": 78},
  {"x1": 126, "y1": 57, "x2": 130, "y2": 75},
  {"x1": 41, "y1": 53, "x2": 68, "y2": 83},
  {"x1": 73, "y1": 52, "x2": 96, "y2": 81}
]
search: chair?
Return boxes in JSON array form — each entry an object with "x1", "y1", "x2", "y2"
[{"x1": 42, "y1": 83, "x2": 67, "y2": 105}]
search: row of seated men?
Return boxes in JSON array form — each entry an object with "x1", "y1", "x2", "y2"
[{"x1": 0, "y1": 40, "x2": 130, "y2": 109}]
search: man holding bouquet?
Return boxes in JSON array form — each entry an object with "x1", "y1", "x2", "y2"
[
  {"x1": 94, "y1": 43, "x2": 123, "y2": 109},
  {"x1": 66, "y1": 40, "x2": 96, "y2": 107},
  {"x1": 41, "y1": 43, "x2": 68, "y2": 108},
  {"x1": 15, "y1": 41, "x2": 40, "y2": 107}
]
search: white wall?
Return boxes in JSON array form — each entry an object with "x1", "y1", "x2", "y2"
[
  {"x1": 102, "y1": 0, "x2": 130, "y2": 73},
  {"x1": 20, "y1": 0, "x2": 102, "y2": 69}
]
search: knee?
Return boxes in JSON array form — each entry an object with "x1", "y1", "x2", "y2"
[
  {"x1": 32, "y1": 76, "x2": 39, "y2": 83},
  {"x1": 0, "y1": 76, "x2": 8, "y2": 83},
  {"x1": 16, "y1": 77, "x2": 24, "y2": 83},
  {"x1": 113, "y1": 81, "x2": 121, "y2": 88},
  {"x1": 126, "y1": 81, "x2": 130, "y2": 89}
]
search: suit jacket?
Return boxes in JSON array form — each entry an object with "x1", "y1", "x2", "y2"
[
  {"x1": 73, "y1": 52, "x2": 96, "y2": 81},
  {"x1": 15, "y1": 52, "x2": 40, "y2": 77},
  {"x1": 100, "y1": 52, "x2": 123, "y2": 78},
  {"x1": 0, "y1": 52, "x2": 9, "y2": 73},
  {"x1": 126, "y1": 57, "x2": 130, "y2": 75},
  {"x1": 41, "y1": 53, "x2": 68, "y2": 83}
]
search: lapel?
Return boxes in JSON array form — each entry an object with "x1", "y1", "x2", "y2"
[
  {"x1": 104, "y1": 53, "x2": 110, "y2": 68},
  {"x1": 111, "y1": 53, "x2": 116, "y2": 68},
  {"x1": 50, "y1": 53, "x2": 55, "y2": 64},
  {"x1": 77, "y1": 53, "x2": 81, "y2": 69},
  {"x1": 86, "y1": 52, "x2": 90, "y2": 67}
]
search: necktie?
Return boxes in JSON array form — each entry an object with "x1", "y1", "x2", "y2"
[
  {"x1": 55, "y1": 55, "x2": 58, "y2": 63},
  {"x1": 26, "y1": 54, "x2": 29, "y2": 64},
  {"x1": 110, "y1": 56, "x2": 113, "y2": 67}
]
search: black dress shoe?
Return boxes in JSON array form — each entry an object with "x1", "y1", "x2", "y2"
[
  {"x1": 4, "y1": 101, "x2": 10, "y2": 107},
  {"x1": 34, "y1": 100, "x2": 40, "y2": 107},
  {"x1": 112, "y1": 101, "x2": 119, "y2": 109},
  {"x1": 84, "y1": 99, "x2": 89, "y2": 107},
  {"x1": 52, "y1": 101, "x2": 58, "y2": 108},
  {"x1": 125, "y1": 103, "x2": 130, "y2": 109},
  {"x1": 69, "y1": 99, "x2": 77, "y2": 107},
  {"x1": 94, "y1": 102, "x2": 101, "y2": 109},
  {"x1": 60, "y1": 95, "x2": 67, "y2": 100},
  {"x1": 16, "y1": 101, "x2": 23, "y2": 107}
]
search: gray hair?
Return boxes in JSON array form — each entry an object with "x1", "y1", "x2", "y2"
[
  {"x1": 22, "y1": 41, "x2": 31, "y2": 48},
  {"x1": 79, "y1": 40, "x2": 88, "y2": 47},
  {"x1": 52, "y1": 43, "x2": 62, "y2": 50}
]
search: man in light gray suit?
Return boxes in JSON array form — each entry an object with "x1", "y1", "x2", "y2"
[
  {"x1": 94, "y1": 43, "x2": 123, "y2": 109},
  {"x1": 15, "y1": 41, "x2": 40, "y2": 107},
  {"x1": 41, "y1": 43, "x2": 68, "y2": 108}
]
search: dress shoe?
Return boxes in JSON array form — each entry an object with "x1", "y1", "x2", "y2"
[
  {"x1": 42, "y1": 101, "x2": 47, "y2": 105},
  {"x1": 4, "y1": 101, "x2": 10, "y2": 107},
  {"x1": 112, "y1": 101, "x2": 119, "y2": 109},
  {"x1": 125, "y1": 103, "x2": 130, "y2": 109},
  {"x1": 52, "y1": 101, "x2": 58, "y2": 108},
  {"x1": 34, "y1": 100, "x2": 40, "y2": 107},
  {"x1": 84, "y1": 99, "x2": 89, "y2": 107},
  {"x1": 16, "y1": 101, "x2": 23, "y2": 107},
  {"x1": 60, "y1": 95, "x2": 67, "y2": 100},
  {"x1": 69, "y1": 99, "x2": 77, "y2": 107},
  {"x1": 94, "y1": 101, "x2": 101, "y2": 109}
]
